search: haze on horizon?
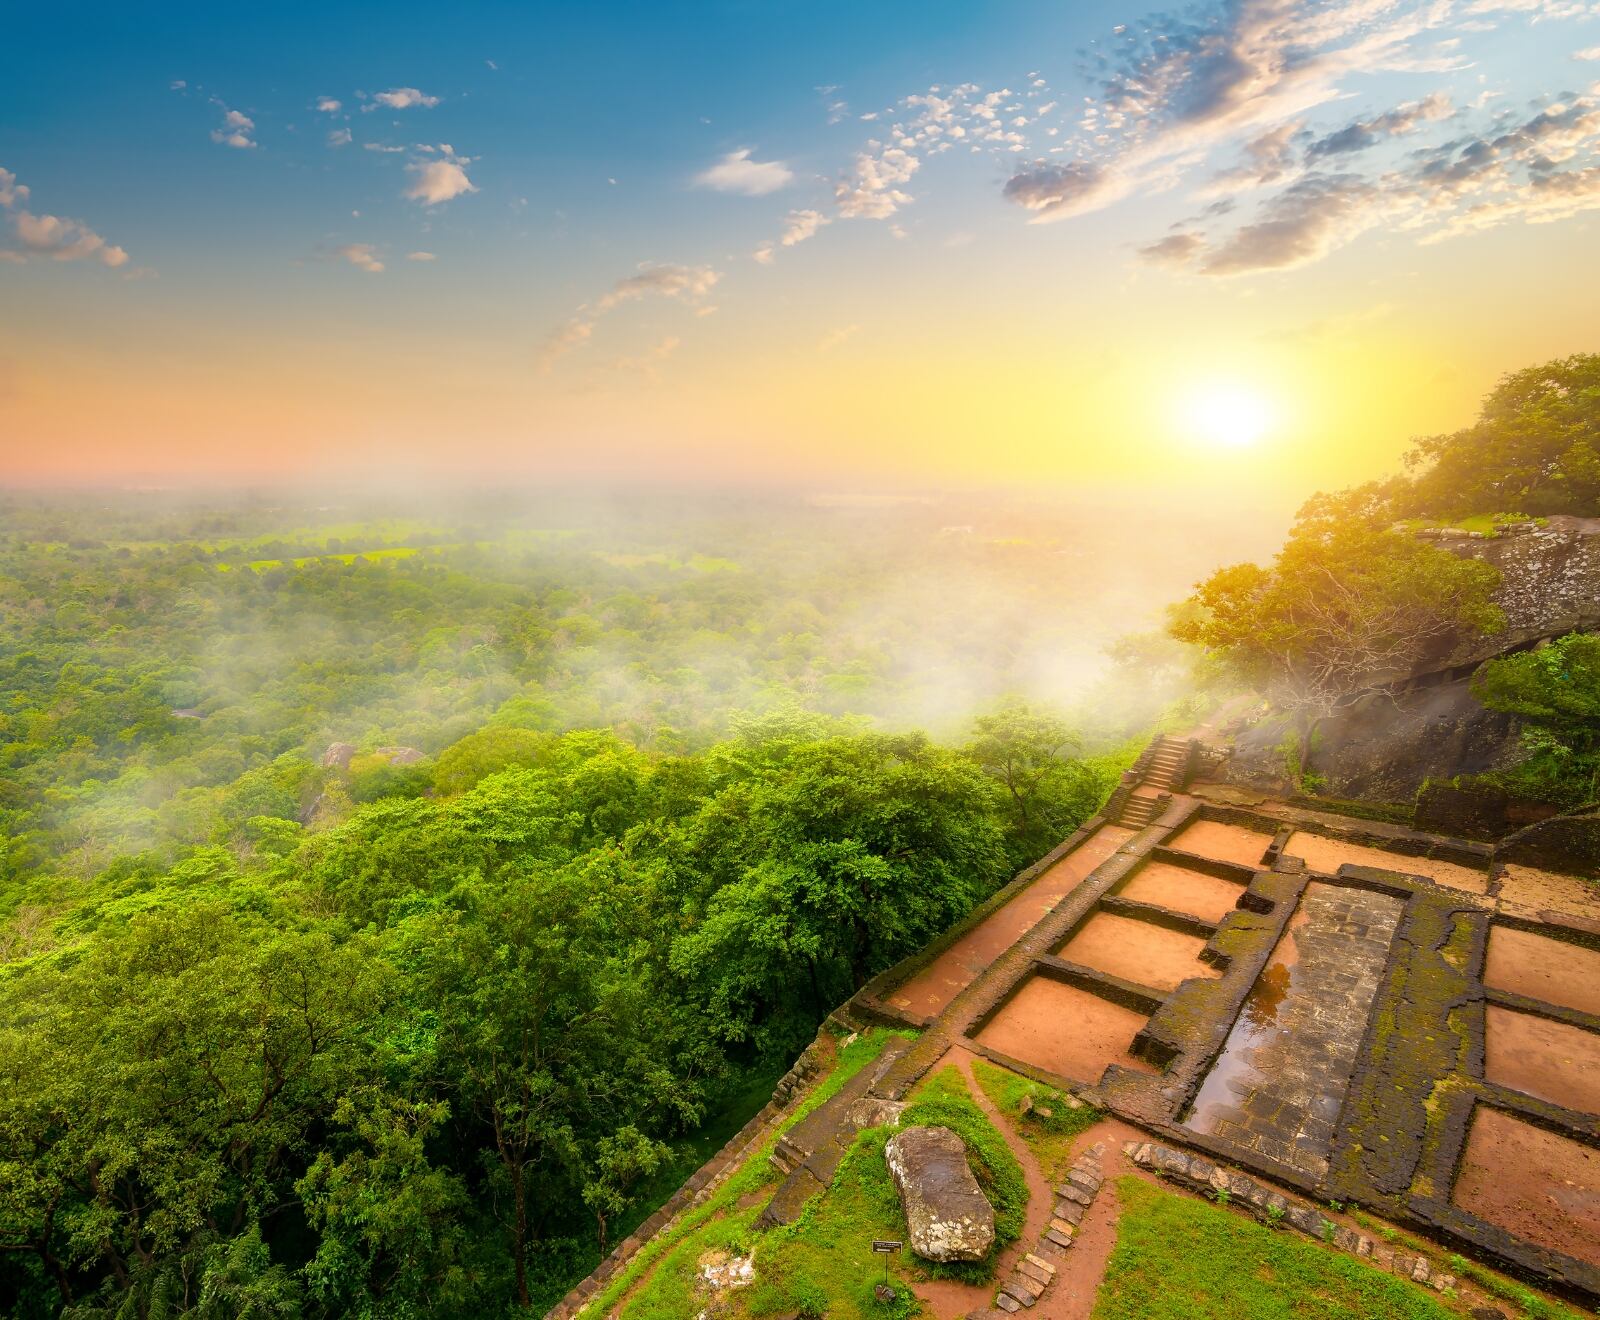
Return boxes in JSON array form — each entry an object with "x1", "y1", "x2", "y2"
[{"x1": 3, "y1": 0, "x2": 1598, "y2": 507}]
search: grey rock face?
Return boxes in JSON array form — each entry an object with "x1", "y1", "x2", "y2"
[{"x1": 883, "y1": 1125, "x2": 995, "y2": 1262}]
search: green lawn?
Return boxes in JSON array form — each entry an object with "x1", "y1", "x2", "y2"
[{"x1": 1093, "y1": 1177, "x2": 1458, "y2": 1320}]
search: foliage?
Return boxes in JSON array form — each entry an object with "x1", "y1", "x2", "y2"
[
  {"x1": 1403, "y1": 353, "x2": 1600, "y2": 518},
  {"x1": 1172, "y1": 501, "x2": 1502, "y2": 733},
  {"x1": 0, "y1": 497, "x2": 1134, "y2": 1317},
  {"x1": 965, "y1": 698, "x2": 1109, "y2": 865},
  {"x1": 1092, "y1": 1177, "x2": 1457, "y2": 1319},
  {"x1": 1474, "y1": 633, "x2": 1600, "y2": 807}
]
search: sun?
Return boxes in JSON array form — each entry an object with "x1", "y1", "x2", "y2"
[{"x1": 1180, "y1": 383, "x2": 1277, "y2": 450}]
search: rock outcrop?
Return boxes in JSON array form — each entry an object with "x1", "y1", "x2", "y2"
[
  {"x1": 883, "y1": 1125, "x2": 994, "y2": 1263},
  {"x1": 1218, "y1": 518, "x2": 1600, "y2": 809}
]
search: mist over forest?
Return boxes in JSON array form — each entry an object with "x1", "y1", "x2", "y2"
[{"x1": 0, "y1": 485, "x2": 1283, "y2": 887}]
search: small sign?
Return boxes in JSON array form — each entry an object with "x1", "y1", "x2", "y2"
[{"x1": 871, "y1": 1240, "x2": 903, "y2": 1254}]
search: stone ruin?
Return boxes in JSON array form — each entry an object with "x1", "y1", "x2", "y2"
[{"x1": 848, "y1": 734, "x2": 1600, "y2": 1300}]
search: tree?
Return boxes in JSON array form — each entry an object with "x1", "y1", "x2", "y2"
[
  {"x1": 1403, "y1": 353, "x2": 1600, "y2": 516},
  {"x1": 410, "y1": 872, "x2": 701, "y2": 1309},
  {"x1": 1172, "y1": 514, "x2": 1503, "y2": 750},
  {"x1": 1473, "y1": 633, "x2": 1600, "y2": 807},
  {"x1": 964, "y1": 699, "x2": 1093, "y2": 860},
  {"x1": 669, "y1": 732, "x2": 1010, "y2": 1042},
  {"x1": 580, "y1": 1127, "x2": 670, "y2": 1255}
]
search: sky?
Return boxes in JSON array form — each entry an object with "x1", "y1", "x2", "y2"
[{"x1": 2, "y1": 0, "x2": 1599, "y2": 503}]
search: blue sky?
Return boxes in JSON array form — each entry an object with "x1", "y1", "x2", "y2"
[{"x1": 3, "y1": 0, "x2": 1599, "y2": 488}]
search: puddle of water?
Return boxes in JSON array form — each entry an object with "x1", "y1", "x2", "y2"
[{"x1": 1182, "y1": 904, "x2": 1308, "y2": 1134}]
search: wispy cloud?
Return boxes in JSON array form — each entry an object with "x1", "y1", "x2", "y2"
[
  {"x1": 406, "y1": 250, "x2": 436, "y2": 261},
  {"x1": 327, "y1": 128, "x2": 352, "y2": 148},
  {"x1": 1144, "y1": 91, "x2": 1600, "y2": 275},
  {"x1": 752, "y1": 208, "x2": 830, "y2": 263},
  {"x1": 0, "y1": 167, "x2": 130, "y2": 268},
  {"x1": 614, "y1": 335, "x2": 682, "y2": 383},
  {"x1": 818, "y1": 324, "x2": 860, "y2": 352},
  {"x1": 694, "y1": 148, "x2": 795, "y2": 196},
  {"x1": 541, "y1": 263, "x2": 721, "y2": 370},
  {"x1": 315, "y1": 96, "x2": 342, "y2": 113}
]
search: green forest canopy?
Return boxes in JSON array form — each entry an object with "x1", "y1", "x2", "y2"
[{"x1": 0, "y1": 493, "x2": 1152, "y2": 1318}]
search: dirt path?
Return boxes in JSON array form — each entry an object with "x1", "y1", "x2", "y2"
[{"x1": 912, "y1": 1045, "x2": 1142, "y2": 1320}]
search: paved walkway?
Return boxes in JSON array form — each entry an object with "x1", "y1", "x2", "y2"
[{"x1": 1183, "y1": 883, "x2": 1403, "y2": 1178}]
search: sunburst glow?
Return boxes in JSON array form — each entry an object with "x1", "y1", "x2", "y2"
[{"x1": 1180, "y1": 384, "x2": 1277, "y2": 450}]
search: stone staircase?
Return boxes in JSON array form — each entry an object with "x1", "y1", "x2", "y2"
[{"x1": 1115, "y1": 735, "x2": 1191, "y2": 828}]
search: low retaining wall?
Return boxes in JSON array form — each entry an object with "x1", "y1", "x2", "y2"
[{"x1": 542, "y1": 1035, "x2": 826, "y2": 1320}]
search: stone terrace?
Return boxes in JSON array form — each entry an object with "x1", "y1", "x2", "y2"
[{"x1": 846, "y1": 735, "x2": 1600, "y2": 1300}]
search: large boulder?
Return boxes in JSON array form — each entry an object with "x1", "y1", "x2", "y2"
[{"x1": 884, "y1": 1125, "x2": 995, "y2": 1262}]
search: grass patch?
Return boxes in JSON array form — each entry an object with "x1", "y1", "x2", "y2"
[
  {"x1": 899, "y1": 1064, "x2": 1027, "y2": 1281},
  {"x1": 1093, "y1": 1177, "x2": 1457, "y2": 1319},
  {"x1": 748, "y1": 1130, "x2": 922, "y2": 1319},
  {"x1": 1347, "y1": 1212, "x2": 1589, "y2": 1320},
  {"x1": 593, "y1": 1028, "x2": 912, "y2": 1318},
  {"x1": 970, "y1": 1056, "x2": 1103, "y2": 1181}
]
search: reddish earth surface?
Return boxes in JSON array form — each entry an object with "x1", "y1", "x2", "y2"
[
  {"x1": 1285, "y1": 832, "x2": 1489, "y2": 893},
  {"x1": 913, "y1": 1048, "x2": 1057, "y2": 1320},
  {"x1": 889, "y1": 826, "x2": 1135, "y2": 1017},
  {"x1": 1484, "y1": 1005, "x2": 1600, "y2": 1115},
  {"x1": 1483, "y1": 925, "x2": 1600, "y2": 1018},
  {"x1": 912, "y1": 1046, "x2": 1144, "y2": 1320},
  {"x1": 974, "y1": 976, "x2": 1155, "y2": 1084},
  {"x1": 1054, "y1": 911, "x2": 1220, "y2": 994},
  {"x1": 1167, "y1": 819, "x2": 1275, "y2": 868},
  {"x1": 1119, "y1": 860, "x2": 1245, "y2": 924},
  {"x1": 1498, "y1": 864, "x2": 1600, "y2": 924},
  {"x1": 1452, "y1": 1106, "x2": 1600, "y2": 1268}
]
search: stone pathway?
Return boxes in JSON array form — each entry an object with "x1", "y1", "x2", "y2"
[
  {"x1": 995, "y1": 1144, "x2": 1107, "y2": 1312},
  {"x1": 1184, "y1": 882, "x2": 1403, "y2": 1177}
]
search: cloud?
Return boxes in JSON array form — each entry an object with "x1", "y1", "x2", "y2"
[
  {"x1": 1149, "y1": 90, "x2": 1600, "y2": 274},
  {"x1": 613, "y1": 335, "x2": 682, "y2": 382},
  {"x1": 365, "y1": 87, "x2": 440, "y2": 112},
  {"x1": 404, "y1": 146, "x2": 477, "y2": 204},
  {"x1": 694, "y1": 148, "x2": 795, "y2": 196},
  {"x1": 1306, "y1": 92, "x2": 1453, "y2": 159},
  {"x1": 594, "y1": 264, "x2": 720, "y2": 312},
  {"x1": 406, "y1": 250, "x2": 437, "y2": 261},
  {"x1": 327, "y1": 128, "x2": 352, "y2": 148},
  {"x1": 10, "y1": 212, "x2": 130, "y2": 267},
  {"x1": 211, "y1": 105, "x2": 256, "y2": 149},
  {"x1": 541, "y1": 263, "x2": 721, "y2": 370},
  {"x1": 0, "y1": 168, "x2": 130, "y2": 268},
  {"x1": 835, "y1": 144, "x2": 919, "y2": 218},
  {"x1": 0, "y1": 168, "x2": 27, "y2": 209},
  {"x1": 169, "y1": 79, "x2": 186, "y2": 91},
  {"x1": 1002, "y1": 0, "x2": 1458, "y2": 227},
  {"x1": 1003, "y1": 160, "x2": 1127, "y2": 220},
  {"x1": 316, "y1": 97, "x2": 342, "y2": 113},
  {"x1": 753, "y1": 208, "x2": 831, "y2": 263},
  {"x1": 1204, "y1": 120, "x2": 1304, "y2": 192},
  {"x1": 1200, "y1": 173, "x2": 1383, "y2": 274},
  {"x1": 817, "y1": 324, "x2": 860, "y2": 352},
  {"x1": 336, "y1": 243, "x2": 384, "y2": 273},
  {"x1": 1578, "y1": 46, "x2": 1600, "y2": 60},
  {"x1": 1137, "y1": 231, "x2": 1208, "y2": 266}
]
